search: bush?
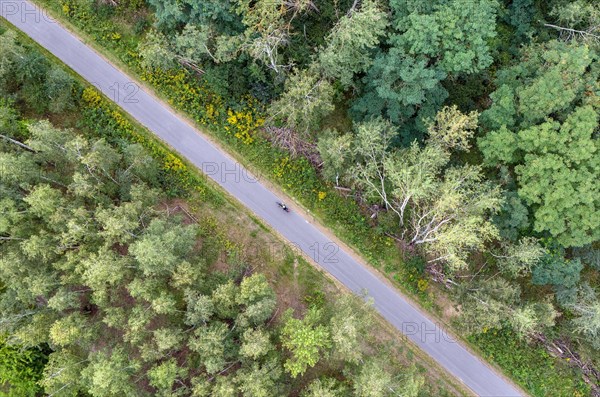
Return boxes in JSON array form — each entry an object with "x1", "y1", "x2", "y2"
[
  {"x1": 469, "y1": 328, "x2": 589, "y2": 397},
  {"x1": 79, "y1": 86, "x2": 221, "y2": 202},
  {"x1": 0, "y1": 336, "x2": 49, "y2": 397}
]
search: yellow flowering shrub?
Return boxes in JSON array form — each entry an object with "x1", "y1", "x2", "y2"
[
  {"x1": 273, "y1": 156, "x2": 290, "y2": 179},
  {"x1": 110, "y1": 110, "x2": 131, "y2": 131},
  {"x1": 139, "y1": 67, "x2": 270, "y2": 147},
  {"x1": 82, "y1": 87, "x2": 102, "y2": 107},
  {"x1": 102, "y1": 32, "x2": 122, "y2": 42},
  {"x1": 140, "y1": 68, "x2": 228, "y2": 129},
  {"x1": 225, "y1": 109, "x2": 260, "y2": 144},
  {"x1": 164, "y1": 153, "x2": 185, "y2": 171},
  {"x1": 80, "y1": 84, "x2": 208, "y2": 197},
  {"x1": 58, "y1": 0, "x2": 94, "y2": 24},
  {"x1": 417, "y1": 278, "x2": 429, "y2": 292},
  {"x1": 205, "y1": 103, "x2": 218, "y2": 121}
]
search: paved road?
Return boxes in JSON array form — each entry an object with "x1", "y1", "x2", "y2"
[{"x1": 1, "y1": 2, "x2": 524, "y2": 396}]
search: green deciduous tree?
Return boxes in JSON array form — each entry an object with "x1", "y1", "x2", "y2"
[
  {"x1": 236, "y1": 0, "x2": 291, "y2": 73},
  {"x1": 460, "y1": 278, "x2": 558, "y2": 338},
  {"x1": 153, "y1": 327, "x2": 184, "y2": 353},
  {"x1": 479, "y1": 41, "x2": 599, "y2": 250},
  {"x1": 352, "y1": 359, "x2": 393, "y2": 397},
  {"x1": 189, "y1": 322, "x2": 232, "y2": 374},
  {"x1": 316, "y1": 129, "x2": 353, "y2": 185},
  {"x1": 481, "y1": 105, "x2": 600, "y2": 247},
  {"x1": 236, "y1": 274, "x2": 277, "y2": 327},
  {"x1": 184, "y1": 291, "x2": 214, "y2": 327},
  {"x1": 81, "y1": 348, "x2": 140, "y2": 397},
  {"x1": 130, "y1": 218, "x2": 198, "y2": 277},
  {"x1": 569, "y1": 284, "x2": 600, "y2": 349},
  {"x1": 329, "y1": 295, "x2": 368, "y2": 364},
  {"x1": 236, "y1": 358, "x2": 283, "y2": 397},
  {"x1": 211, "y1": 280, "x2": 240, "y2": 319},
  {"x1": 353, "y1": 0, "x2": 498, "y2": 137},
  {"x1": 174, "y1": 24, "x2": 217, "y2": 64},
  {"x1": 80, "y1": 248, "x2": 131, "y2": 296},
  {"x1": 494, "y1": 237, "x2": 546, "y2": 277},
  {"x1": 147, "y1": 0, "x2": 241, "y2": 32},
  {"x1": 45, "y1": 66, "x2": 75, "y2": 113},
  {"x1": 15, "y1": 52, "x2": 51, "y2": 113},
  {"x1": 138, "y1": 29, "x2": 178, "y2": 71},
  {"x1": 0, "y1": 30, "x2": 24, "y2": 92},
  {"x1": 460, "y1": 278, "x2": 519, "y2": 334},
  {"x1": 281, "y1": 308, "x2": 331, "y2": 378},
  {"x1": 547, "y1": 0, "x2": 600, "y2": 44},
  {"x1": 302, "y1": 378, "x2": 346, "y2": 397},
  {"x1": 139, "y1": 25, "x2": 224, "y2": 73},
  {"x1": 427, "y1": 105, "x2": 479, "y2": 151},
  {"x1": 0, "y1": 99, "x2": 25, "y2": 140},
  {"x1": 390, "y1": 0, "x2": 499, "y2": 75},
  {"x1": 322, "y1": 109, "x2": 501, "y2": 271},
  {"x1": 239, "y1": 327, "x2": 273, "y2": 360},
  {"x1": 480, "y1": 40, "x2": 596, "y2": 131},
  {"x1": 532, "y1": 254, "x2": 583, "y2": 290},
  {"x1": 516, "y1": 107, "x2": 599, "y2": 247},
  {"x1": 40, "y1": 350, "x2": 86, "y2": 396},
  {"x1": 211, "y1": 376, "x2": 238, "y2": 397},
  {"x1": 351, "y1": 47, "x2": 447, "y2": 141},
  {"x1": 148, "y1": 358, "x2": 189, "y2": 396},
  {"x1": 509, "y1": 301, "x2": 559, "y2": 339},
  {"x1": 268, "y1": 65, "x2": 334, "y2": 136},
  {"x1": 318, "y1": 0, "x2": 388, "y2": 88},
  {"x1": 517, "y1": 48, "x2": 593, "y2": 126},
  {"x1": 48, "y1": 313, "x2": 93, "y2": 349}
]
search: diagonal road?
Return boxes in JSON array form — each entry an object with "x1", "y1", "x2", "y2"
[{"x1": 0, "y1": 2, "x2": 524, "y2": 396}]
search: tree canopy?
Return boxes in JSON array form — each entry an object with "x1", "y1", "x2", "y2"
[
  {"x1": 479, "y1": 41, "x2": 600, "y2": 248},
  {"x1": 0, "y1": 94, "x2": 423, "y2": 396}
]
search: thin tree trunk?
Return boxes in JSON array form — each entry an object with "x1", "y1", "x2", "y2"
[
  {"x1": 0, "y1": 133, "x2": 36, "y2": 152},
  {"x1": 544, "y1": 23, "x2": 600, "y2": 40}
]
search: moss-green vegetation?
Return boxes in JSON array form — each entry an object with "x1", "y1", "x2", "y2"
[
  {"x1": 0, "y1": 335, "x2": 49, "y2": 397},
  {"x1": 469, "y1": 329, "x2": 589, "y2": 397}
]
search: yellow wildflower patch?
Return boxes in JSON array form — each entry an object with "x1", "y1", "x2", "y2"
[
  {"x1": 417, "y1": 278, "x2": 429, "y2": 292},
  {"x1": 81, "y1": 87, "x2": 103, "y2": 107},
  {"x1": 164, "y1": 153, "x2": 185, "y2": 171},
  {"x1": 225, "y1": 107, "x2": 263, "y2": 145}
]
